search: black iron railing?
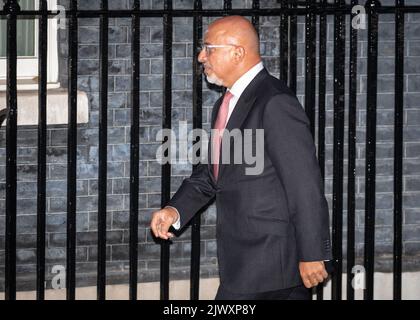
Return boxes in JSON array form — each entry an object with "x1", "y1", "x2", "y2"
[{"x1": 0, "y1": 0, "x2": 411, "y2": 301}]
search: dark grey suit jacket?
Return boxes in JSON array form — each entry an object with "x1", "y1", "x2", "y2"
[{"x1": 167, "y1": 68, "x2": 332, "y2": 294}]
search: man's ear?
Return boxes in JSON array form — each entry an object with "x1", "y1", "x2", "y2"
[{"x1": 232, "y1": 46, "x2": 245, "y2": 63}]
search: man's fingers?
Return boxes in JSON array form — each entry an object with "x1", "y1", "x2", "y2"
[
  {"x1": 302, "y1": 277, "x2": 312, "y2": 288},
  {"x1": 151, "y1": 211, "x2": 173, "y2": 240},
  {"x1": 157, "y1": 223, "x2": 168, "y2": 239},
  {"x1": 315, "y1": 272, "x2": 325, "y2": 283},
  {"x1": 150, "y1": 215, "x2": 159, "y2": 238}
]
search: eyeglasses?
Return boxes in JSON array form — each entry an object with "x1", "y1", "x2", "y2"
[{"x1": 198, "y1": 44, "x2": 237, "y2": 55}]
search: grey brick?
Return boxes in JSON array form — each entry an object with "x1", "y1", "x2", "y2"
[
  {"x1": 88, "y1": 211, "x2": 113, "y2": 231},
  {"x1": 16, "y1": 248, "x2": 36, "y2": 264},
  {"x1": 111, "y1": 211, "x2": 130, "y2": 230},
  {"x1": 111, "y1": 244, "x2": 130, "y2": 261},
  {"x1": 16, "y1": 147, "x2": 37, "y2": 164},
  {"x1": 173, "y1": 58, "x2": 192, "y2": 75},
  {"x1": 138, "y1": 243, "x2": 161, "y2": 260},
  {"x1": 114, "y1": 75, "x2": 131, "y2": 91},
  {"x1": 149, "y1": 59, "x2": 163, "y2": 74},
  {"x1": 405, "y1": 125, "x2": 420, "y2": 142},
  {"x1": 408, "y1": 40, "x2": 420, "y2": 56},
  {"x1": 17, "y1": 215, "x2": 37, "y2": 234},
  {"x1": 173, "y1": 91, "x2": 192, "y2": 107},
  {"x1": 46, "y1": 213, "x2": 89, "y2": 233},
  {"x1": 17, "y1": 182, "x2": 37, "y2": 199},
  {"x1": 149, "y1": 91, "x2": 163, "y2": 108},
  {"x1": 147, "y1": 160, "x2": 162, "y2": 176},
  {"x1": 78, "y1": 45, "x2": 99, "y2": 59},
  {"x1": 139, "y1": 75, "x2": 163, "y2": 90},
  {"x1": 406, "y1": 23, "x2": 420, "y2": 40},
  {"x1": 46, "y1": 247, "x2": 87, "y2": 263},
  {"x1": 358, "y1": 143, "x2": 394, "y2": 160},
  {"x1": 403, "y1": 225, "x2": 420, "y2": 241},
  {"x1": 115, "y1": 44, "x2": 131, "y2": 59},
  {"x1": 173, "y1": 24, "x2": 193, "y2": 43},
  {"x1": 406, "y1": 143, "x2": 420, "y2": 158},
  {"x1": 406, "y1": 109, "x2": 420, "y2": 125},
  {"x1": 405, "y1": 176, "x2": 420, "y2": 192},
  {"x1": 140, "y1": 43, "x2": 163, "y2": 58},
  {"x1": 403, "y1": 193, "x2": 420, "y2": 209},
  {"x1": 140, "y1": 108, "x2": 162, "y2": 125},
  {"x1": 87, "y1": 246, "x2": 112, "y2": 262},
  {"x1": 16, "y1": 165, "x2": 37, "y2": 181},
  {"x1": 147, "y1": 193, "x2": 161, "y2": 209},
  {"x1": 109, "y1": 26, "x2": 128, "y2": 43},
  {"x1": 140, "y1": 143, "x2": 160, "y2": 161},
  {"x1": 77, "y1": 75, "x2": 101, "y2": 92},
  {"x1": 111, "y1": 178, "x2": 130, "y2": 194},
  {"x1": 48, "y1": 164, "x2": 67, "y2": 180},
  {"x1": 108, "y1": 60, "x2": 128, "y2": 75},
  {"x1": 173, "y1": 43, "x2": 187, "y2": 57},
  {"x1": 205, "y1": 240, "x2": 218, "y2": 258},
  {"x1": 78, "y1": 59, "x2": 99, "y2": 75},
  {"x1": 202, "y1": 205, "x2": 216, "y2": 225},
  {"x1": 404, "y1": 242, "x2": 420, "y2": 256},
  {"x1": 405, "y1": 208, "x2": 420, "y2": 224},
  {"x1": 406, "y1": 57, "x2": 420, "y2": 74},
  {"x1": 405, "y1": 159, "x2": 420, "y2": 175},
  {"x1": 139, "y1": 59, "x2": 151, "y2": 74},
  {"x1": 78, "y1": 27, "x2": 99, "y2": 44},
  {"x1": 113, "y1": 109, "x2": 131, "y2": 126}
]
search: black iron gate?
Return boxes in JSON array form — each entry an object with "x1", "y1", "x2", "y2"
[{"x1": 0, "y1": 0, "x2": 415, "y2": 300}]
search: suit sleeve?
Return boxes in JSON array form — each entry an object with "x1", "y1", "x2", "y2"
[
  {"x1": 166, "y1": 162, "x2": 216, "y2": 230},
  {"x1": 263, "y1": 93, "x2": 332, "y2": 262}
]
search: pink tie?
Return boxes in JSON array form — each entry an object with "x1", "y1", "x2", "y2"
[{"x1": 212, "y1": 91, "x2": 234, "y2": 180}]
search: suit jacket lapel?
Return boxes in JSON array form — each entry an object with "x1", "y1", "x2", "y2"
[{"x1": 217, "y1": 68, "x2": 269, "y2": 181}]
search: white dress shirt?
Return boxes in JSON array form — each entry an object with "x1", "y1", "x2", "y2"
[{"x1": 169, "y1": 61, "x2": 265, "y2": 230}]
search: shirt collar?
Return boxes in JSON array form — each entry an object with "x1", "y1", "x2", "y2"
[{"x1": 228, "y1": 61, "x2": 264, "y2": 99}]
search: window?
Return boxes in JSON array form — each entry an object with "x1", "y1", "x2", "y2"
[
  {"x1": 0, "y1": 0, "x2": 60, "y2": 90},
  {"x1": 0, "y1": 0, "x2": 88, "y2": 126}
]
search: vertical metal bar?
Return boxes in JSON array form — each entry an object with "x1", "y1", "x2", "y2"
[
  {"x1": 160, "y1": 0, "x2": 173, "y2": 301},
  {"x1": 67, "y1": 0, "x2": 78, "y2": 300},
  {"x1": 347, "y1": 0, "x2": 359, "y2": 302},
  {"x1": 279, "y1": 0, "x2": 289, "y2": 84},
  {"x1": 223, "y1": 0, "x2": 232, "y2": 11},
  {"x1": 190, "y1": 0, "x2": 203, "y2": 301},
  {"x1": 97, "y1": 0, "x2": 109, "y2": 300},
  {"x1": 129, "y1": 0, "x2": 140, "y2": 301},
  {"x1": 304, "y1": 0, "x2": 316, "y2": 137},
  {"x1": 289, "y1": 0, "x2": 298, "y2": 94},
  {"x1": 316, "y1": 0, "x2": 327, "y2": 300},
  {"x1": 393, "y1": 0, "x2": 404, "y2": 301},
  {"x1": 4, "y1": 0, "x2": 19, "y2": 301},
  {"x1": 364, "y1": 0, "x2": 379, "y2": 301},
  {"x1": 36, "y1": 0, "x2": 48, "y2": 301},
  {"x1": 252, "y1": 0, "x2": 259, "y2": 33},
  {"x1": 331, "y1": 0, "x2": 346, "y2": 301}
]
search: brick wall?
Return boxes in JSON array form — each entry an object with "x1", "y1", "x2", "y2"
[{"x1": 0, "y1": 0, "x2": 419, "y2": 291}]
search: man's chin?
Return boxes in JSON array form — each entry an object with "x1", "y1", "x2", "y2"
[{"x1": 205, "y1": 75, "x2": 223, "y2": 87}]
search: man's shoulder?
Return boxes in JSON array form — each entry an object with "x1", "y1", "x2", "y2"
[
  {"x1": 259, "y1": 73, "x2": 295, "y2": 98},
  {"x1": 254, "y1": 74, "x2": 297, "y2": 107}
]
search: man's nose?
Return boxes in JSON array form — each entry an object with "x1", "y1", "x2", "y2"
[{"x1": 198, "y1": 48, "x2": 206, "y2": 63}]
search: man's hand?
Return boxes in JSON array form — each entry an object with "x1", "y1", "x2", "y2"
[
  {"x1": 299, "y1": 261, "x2": 329, "y2": 288},
  {"x1": 150, "y1": 207, "x2": 179, "y2": 240}
]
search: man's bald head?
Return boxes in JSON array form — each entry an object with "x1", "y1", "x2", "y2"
[
  {"x1": 207, "y1": 16, "x2": 260, "y2": 59},
  {"x1": 198, "y1": 15, "x2": 262, "y2": 88}
]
